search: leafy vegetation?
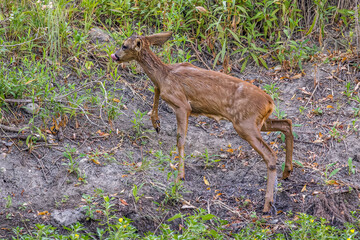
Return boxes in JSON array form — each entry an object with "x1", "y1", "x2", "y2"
[
  {"x1": 1, "y1": 0, "x2": 359, "y2": 238},
  {"x1": 7, "y1": 202, "x2": 360, "y2": 240}
]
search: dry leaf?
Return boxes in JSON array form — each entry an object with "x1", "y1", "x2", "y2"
[
  {"x1": 195, "y1": 6, "x2": 208, "y2": 13},
  {"x1": 203, "y1": 176, "x2": 210, "y2": 185},
  {"x1": 301, "y1": 184, "x2": 307, "y2": 192},
  {"x1": 181, "y1": 204, "x2": 196, "y2": 209},
  {"x1": 170, "y1": 163, "x2": 177, "y2": 170},
  {"x1": 326, "y1": 180, "x2": 341, "y2": 185},
  {"x1": 91, "y1": 158, "x2": 100, "y2": 165},
  {"x1": 291, "y1": 73, "x2": 302, "y2": 80},
  {"x1": 312, "y1": 191, "x2": 322, "y2": 195},
  {"x1": 326, "y1": 105, "x2": 334, "y2": 109},
  {"x1": 112, "y1": 98, "x2": 121, "y2": 103},
  {"x1": 120, "y1": 199, "x2": 129, "y2": 206},
  {"x1": 38, "y1": 211, "x2": 50, "y2": 216},
  {"x1": 96, "y1": 130, "x2": 110, "y2": 137}
]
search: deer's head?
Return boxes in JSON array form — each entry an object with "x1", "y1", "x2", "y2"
[{"x1": 111, "y1": 32, "x2": 173, "y2": 63}]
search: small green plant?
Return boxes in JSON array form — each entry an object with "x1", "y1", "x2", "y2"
[
  {"x1": 202, "y1": 148, "x2": 221, "y2": 168},
  {"x1": 329, "y1": 125, "x2": 344, "y2": 142},
  {"x1": 132, "y1": 183, "x2": 145, "y2": 203},
  {"x1": 323, "y1": 162, "x2": 341, "y2": 183},
  {"x1": 82, "y1": 194, "x2": 99, "y2": 221},
  {"x1": 274, "y1": 103, "x2": 287, "y2": 120},
  {"x1": 62, "y1": 145, "x2": 87, "y2": 183},
  {"x1": 343, "y1": 82, "x2": 354, "y2": 98},
  {"x1": 5, "y1": 195, "x2": 12, "y2": 208},
  {"x1": 348, "y1": 157, "x2": 356, "y2": 175},
  {"x1": 299, "y1": 106, "x2": 307, "y2": 114},
  {"x1": 18, "y1": 203, "x2": 28, "y2": 211},
  {"x1": 160, "y1": 173, "x2": 185, "y2": 205},
  {"x1": 263, "y1": 83, "x2": 280, "y2": 100},
  {"x1": 131, "y1": 109, "x2": 153, "y2": 142},
  {"x1": 312, "y1": 107, "x2": 323, "y2": 115}
]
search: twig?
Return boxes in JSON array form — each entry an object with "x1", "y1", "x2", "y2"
[
  {"x1": 304, "y1": 82, "x2": 319, "y2": 108},
  {"x1": 0, "y1": 124, "x2": 25, "y2": 132},
  {"x1": 0, "y1": 127, "x2": 21, "y2": 152},
  {"x1": 319, "y1": 68, "x2": 344, "y2": 82},
  {"x1": 189, "y1": 41, "x2": 211, "y2": 70},
  {"x1": 31, "y1": 151, "x2": 49, "y2": 182}
]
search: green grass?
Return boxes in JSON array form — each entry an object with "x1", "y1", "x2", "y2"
[{"x1": 5, "y1": 209, "x2": 359, "y2": 239}]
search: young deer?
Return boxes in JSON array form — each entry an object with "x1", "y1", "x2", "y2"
[{"x1": 111, "y1": 32, "x2": 293, "y2": 212}]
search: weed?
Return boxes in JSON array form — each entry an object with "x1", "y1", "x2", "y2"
[
  {"x1": 329, "y1": 125, "x2": 345, "y2": 142},
  {"x1": 323, "y1": 162, "x2": 341, "y2": 184},
  {"x1": 348, "y1": 157, "x2": 356, "y2": 175},
  {"x1": 312, "y1": 106, "x2": 323, "y2": 115},
  {"x1": 82, "y1": 194, "x2": 99, "y2": 221},
  {"x1": 299, "y1": 106, "x2": 307, "y2": 114},
  {"x1": 202, "y1": 148, "x2": 221, "y2": 168},
  {"x1": 263, "y1": 83, "x2": 280, "y2": 100},
  {"x1": 131, "y1": 109, "x2": 153, "y2": 142},
  {"x1": 62, "y1": 145, "x2": 87, "y2": 183},
  {"x1": 274, "y1": 103, "x2": 287, "y2": 120},
  {"x1": 132, "y1": 183, "x2": 145, "y2": 203},
  {"x1": 5, "y1": 195, "x2": 12, "y2": 208},
  {"x1": 343, "y1": 82, "x2": 354, "y2": 98}
]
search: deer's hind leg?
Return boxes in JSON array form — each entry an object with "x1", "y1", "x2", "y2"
[
  {"x1": 233, "y1": 122, "x2": 278, "y2": 213},
  {"x1": 261, "y1": 119, "x2": 293, "y2": 179}
]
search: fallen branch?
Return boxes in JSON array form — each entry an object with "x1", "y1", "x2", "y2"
[{"x1": 0, "y1": 124, "x2": 25, "y2": 132}]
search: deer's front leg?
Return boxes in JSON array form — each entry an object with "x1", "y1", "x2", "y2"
[
  {"x1": 174, "y1": 107, "x2": 190, "y2": 181},
  {"x1": 149, "y1": 87, "x2": 161, "y2": 133}
]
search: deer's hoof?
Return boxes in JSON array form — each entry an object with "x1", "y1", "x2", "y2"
[{"x1": 282, "y1": 169, "x2": 292, "y2": 179}]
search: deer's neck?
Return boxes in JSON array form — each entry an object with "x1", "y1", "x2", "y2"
[{"x1": 137, "y1": 48, "x2": 169, "y2": 88}]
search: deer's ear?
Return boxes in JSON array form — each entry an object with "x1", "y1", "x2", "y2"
[
  {"x1": 134, "y1": 38, "x2": 142, "y2": 52},
  {"x1": 146, "y1": 32, "x2": 173, "y2": 46}
]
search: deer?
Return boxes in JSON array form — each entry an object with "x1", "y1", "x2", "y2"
[{"x1": 111, "y1": 32, "x2": 294, "y2": 212}]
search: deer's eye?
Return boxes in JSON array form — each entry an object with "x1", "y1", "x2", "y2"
[{"x1": 122, "y1": 45, "x2": 128, "y2": 50}]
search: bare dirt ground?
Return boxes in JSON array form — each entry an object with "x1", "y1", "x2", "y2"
[{"x1": 0, "y1": 40, "x2": 359, "y2": 238}]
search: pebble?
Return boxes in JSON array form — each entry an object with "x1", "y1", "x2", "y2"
[
  {"x1": 22, "y1": 103, "x2": 40, "y2": 114},
  {"x1": 52, "y1": 208, "x2": 86, "y2": 226},
  {"x1": 0, "y1": 152, "x2": 7, "y2": 160}
]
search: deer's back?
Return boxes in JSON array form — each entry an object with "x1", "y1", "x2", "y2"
[{"x1": 164, "y1": 63, "x2": 274, "y2": 122}]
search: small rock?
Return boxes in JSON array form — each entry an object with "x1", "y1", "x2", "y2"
[
  {"x1": 47, "y1": 135, "x2": 55, "y2": 144},
  {"x1": 0, "y1": 152, "x2": 6, "y2": 160},
  {"x1": 79, "y1": 158, "x2": 88, "y2": 163},
  {"x1": 268, "y1": 218, "x2": 279, "y2": 224},
  {"x1": 89, "y1": 27, "x2": 113, "y2": 44},
  {"x1": 4, "y1": 141, "x2": 13, "y2": 147},
  {"x1": 219, "y1": 153, "x2": 227, "y2": 159},
  {"x1": 273, "y1": 65, "x2": 282, "y2": 71},
  {"x1": 52, "y1": 208, "x2": 86, "y2": 226},
  {"x1": 0, "y1": 167, "x2": 6, "y2": 173},
  {"x1": 22, "y1": 103, "x2": 40, "y2": 114}
]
